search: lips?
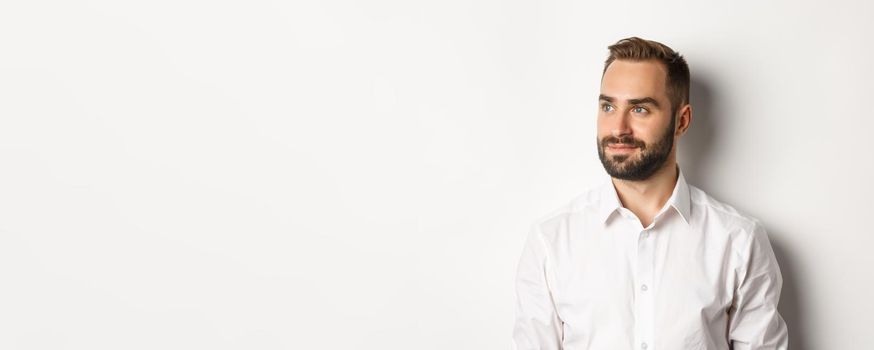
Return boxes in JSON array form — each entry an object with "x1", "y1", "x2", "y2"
[{"x1": 607, "y1": 144, "x2": 638, "y2": 150}]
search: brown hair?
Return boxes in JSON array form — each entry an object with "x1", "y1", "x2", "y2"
[{"x1": 603, "y1": 37, "x2": 690, "y2": 116}]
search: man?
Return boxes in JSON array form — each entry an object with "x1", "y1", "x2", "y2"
[{"x1": 512, "y1": 37, "x2": 788, "y2": 350}]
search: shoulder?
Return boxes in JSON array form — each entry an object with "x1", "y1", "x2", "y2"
[
  {"x1": 529, "y1": 184, "x2": 605, "y2": 240},
  {"x1": 688, "y1": 185, "x2": 767, "y2": 246}
]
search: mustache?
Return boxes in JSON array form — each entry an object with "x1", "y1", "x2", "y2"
[{"x1": 600, "y1": 136, "x2": 646, "y2": 149}]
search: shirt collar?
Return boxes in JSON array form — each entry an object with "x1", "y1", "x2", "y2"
[{"x1": 598, "y1": 165, "x2": 692, "y2": 225}]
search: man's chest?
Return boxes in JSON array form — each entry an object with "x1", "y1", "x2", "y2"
[{"x1": 545, "y1": 221, "x2": 736, "y2": 341}]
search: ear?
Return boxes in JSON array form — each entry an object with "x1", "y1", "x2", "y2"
[{"x1": 675, "y1": 104, "x2": 692, "y2": 136}]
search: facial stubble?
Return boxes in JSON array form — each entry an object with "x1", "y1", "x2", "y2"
[{"x1": 597, "y1": 114, "x2": 676, "y2": 181}]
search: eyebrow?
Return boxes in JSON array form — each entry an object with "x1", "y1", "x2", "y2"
[{"x1": 599, "y1": 94, "x2": 661, "y2": 108}]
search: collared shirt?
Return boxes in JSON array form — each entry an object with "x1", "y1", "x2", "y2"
[{"x1": 512, "y1": 167, "x2": 788, "y2": 350}]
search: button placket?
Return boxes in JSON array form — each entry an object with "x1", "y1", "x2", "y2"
[{"x1": 635, "y1": 229, "x2": 655, "y2": 350}]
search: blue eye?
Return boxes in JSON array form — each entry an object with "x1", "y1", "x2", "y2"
[
  {"x1": 601, "y1": 104, "x2": 615, "y2": 112},
  {"x1": 632, "y1": 106, "x2": 648, "y2": 113}
]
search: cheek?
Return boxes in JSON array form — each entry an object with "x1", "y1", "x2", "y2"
[
  {"x1": 596, "y1": 121, "x2": 612, "y2": 138},
  {"x1": 629, "y1": 120, "x2": 663, "y2": 139},
  {"x1": 596, "y1": 131, "x2": 611, "y2": 145}
]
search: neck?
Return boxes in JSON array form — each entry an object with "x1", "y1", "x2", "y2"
[{"x1": 611, "y1": 160, "x2": 679, "y2": 227}]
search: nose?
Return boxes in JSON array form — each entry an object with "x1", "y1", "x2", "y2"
[{"x1": 610, "y1": 114, "x2": 632, "y2": 139}]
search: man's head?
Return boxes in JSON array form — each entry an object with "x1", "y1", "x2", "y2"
[{"x1": 597, "y1": 37, "x2": 692, "y2": 181}]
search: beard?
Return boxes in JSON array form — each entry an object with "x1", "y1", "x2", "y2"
[{"x1": 597, "y1": 116, "x2": 675, "y2": 181}]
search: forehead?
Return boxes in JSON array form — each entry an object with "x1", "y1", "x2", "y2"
[{"x1": 600, "y1": 59, "x2": 669, "y2": 101}]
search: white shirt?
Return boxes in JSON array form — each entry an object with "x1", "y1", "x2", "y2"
[{"x1": 512, "y1": 167, "x2": 788, "y2": 350}]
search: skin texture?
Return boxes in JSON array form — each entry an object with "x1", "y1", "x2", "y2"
[{"x1": 597, "y1": 59, "x2": 693, "y2": 228}]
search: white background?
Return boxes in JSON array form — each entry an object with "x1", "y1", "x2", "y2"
[{"x1": 0, "y1": 0, "x2": 871, "y2": 349}]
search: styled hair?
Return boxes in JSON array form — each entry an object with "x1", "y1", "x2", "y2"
[{"x1": 603, "y1": 37, "x2": 690, "y2": 116}]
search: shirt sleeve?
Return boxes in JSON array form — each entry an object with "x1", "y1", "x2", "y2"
[
  {"x1": 512, "y1": 224, "x2": 563, "y2": 350},
  {"x1": 727, "y1": 221, "x2": 789, "y2": 350}
]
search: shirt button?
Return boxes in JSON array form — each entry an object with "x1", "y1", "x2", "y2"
[
  {"x1": 641, "y1": 284, "x2": 648, "y2": 291},
  {"x1": 641, "y1": 342, "x2": 648, "y2": 349}
]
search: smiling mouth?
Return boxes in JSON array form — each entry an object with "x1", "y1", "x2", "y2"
[{"x1": 607, "y1": 144, "x2": 638, "y2": 150}]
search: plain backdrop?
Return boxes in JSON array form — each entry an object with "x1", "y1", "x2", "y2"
[{"x1": 1, "y1": 0, "x2": 872, "y2": 349}]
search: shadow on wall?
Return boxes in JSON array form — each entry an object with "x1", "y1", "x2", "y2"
[
  {"x1": 680, "y1": 76, "x2": 807, "y2": 350},
  {"x1": 678, "y1": 78, "x2": 718, "y2": 184},
  {"x1": 770, "y1": 233, "x2": 807, "y2": 350}
]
